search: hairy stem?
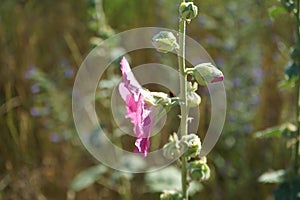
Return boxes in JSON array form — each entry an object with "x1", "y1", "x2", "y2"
[{"x1": 178, "y1": 0, "x2": 188, "y2": 199}]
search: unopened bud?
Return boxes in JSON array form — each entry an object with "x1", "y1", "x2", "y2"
[
  {"x1": 152, "y1": 31, "x2": 179, "y2": 53},
  {"x1": 179, "y1": 2, "x2": 198, "y2": 22},
  {"x1": 180, "y1": 133, "x2": 201, "y2": 159},
  {"x1": 188, "y1": 158, "x2": 211, "y2": 181},
  {"x1": 193, "y1": 63, "x2": 224, "y2": 86},
  {"x1": 187, "y1": 82, "x2": 201, "y2": 107}
]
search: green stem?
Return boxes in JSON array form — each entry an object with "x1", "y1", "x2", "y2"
[
  {"x1": 294, "y1": 0, "x2": 300, "y2": 175},
  {"x1": 297, "y1": 0, "x2": 300, "y2": 44},
  {"x1": 295, "y1": 79, "x2": 300, "y2": 174},
  {"x1": 178, "y1": 0, "x2": 188, "y2": 199}
]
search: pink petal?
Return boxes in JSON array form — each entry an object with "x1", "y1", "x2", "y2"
[
  {"x1": 118, "y1": 57, "x2": 153, "y2": 157},
  {"x1": 118, "y1": 83, "x2": 131, "y2": 101},
  {"x1": 120, "y1": 57, "x2": 141, "y2": 90},
  {"x1": 134, "y1": 137, "x2": 150, "y2": 157},
  {"x1": 211, "y1": 75, "x2": 224, "y2": 83}
]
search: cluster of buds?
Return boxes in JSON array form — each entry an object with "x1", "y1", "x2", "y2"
[
  {"x1": 163, "y1": 133, "x2": 210, "y2": 182},
  {"x1": 163, "y1": 133, "x2": 201, "y2": 160}
]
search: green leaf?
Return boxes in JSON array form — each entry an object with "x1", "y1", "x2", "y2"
[
  {"x1": 278, "y1": 78, "x2": 297, "y2": 89},
  {"x1": 268, "y1": 6, "x2": 286, "y2": 19},
  {"x1": 145, "y1": 166, "x2": 182, "y2": 192},
  {"x1": 258, "y1": 169, "x2": 286, "y2": 183},
  {"x1": 119, "y1": 154, "x2": 146, "y2": 172},
  {"x1": 254, "y1": 123, "x2": 296, "y2": 139},
  {"x1": 254, "y1": 126, "x2": 284, "y2": 139},
  {"x1": 145, "y1": 166, "x2": 203, "y2": 195},
  {"x1": 70, "y1": 165, "x2": 108, "y2": 192}
]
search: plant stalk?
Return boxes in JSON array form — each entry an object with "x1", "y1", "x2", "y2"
[
  {"x1": 294, "y1": 0, "x2": 300, "y2": 175},
  {"x1": 295, "y1": 79, "x2": 300, "y2": 174},
  {"x1": 178, "y1": 0, "x2": 188, "y2": 199}
]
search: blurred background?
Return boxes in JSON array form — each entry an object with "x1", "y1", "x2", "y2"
[{"x1": 0, "y1": 0, "x2": 296, "y2": 199}]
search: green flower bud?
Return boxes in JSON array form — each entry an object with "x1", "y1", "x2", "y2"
[
  {"x1": 290, "y1": 46, "x2": 300, "y2": 63},
  {"x1": 180, "y1": 133, "x2": 201, "y2": 159},
  {"x1": 188, "y1": 158, "x2": 211, "y2": 181},
  {"x1": 187, "y1": 82, "x2": 201, "y2": 107},
  {"x1": 193, "y1": 63, "x2": 224, "y2": 86},
  {"x1": 160, "y1": 190, "x2": 182, "y2": 200},
  {"x1": 152, "y1": 31, "x2": 179, "y2": 53},
  {"x1": 163, "y1": 133, "x2": 181, "y2": 160},
  {"x1": 285, "y1": 62, "x2": 300, "y2": 80},
  {"x1": 179, "y1": 2, "x2": 198, "y2": 22}
]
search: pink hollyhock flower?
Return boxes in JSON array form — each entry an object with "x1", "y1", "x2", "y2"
[{"x1": 118, "y1": 57, "x2": 152, "y2": 157}]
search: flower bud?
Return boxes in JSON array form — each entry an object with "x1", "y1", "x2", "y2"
[
  {"x1": 179, "y1": 2, "x2": 198, "y2": 22},
  {"x1": 160, "y1": 190, "x2": 182, "y2": 200},
  {"x1": 193, "y1": 63, "x2": 224, "y2": 86},
  {"x1": 152, "y1": 31, "x2": 179, "y2": 53},
  {"x1": 187, "y1": 92, "x2": 201, "y2": 107},
  {"x1": 188, "y1": 158, "x2": 211, "y2": 181},
  {"x1": 180, "y1": 133, "x2": 201, "y2": 159},
  {"x1": 285, "y1": 62, "x2": 300, "y2": 80},
  {"x1": 163, "y1": 133, "x2": 181, "y2": 159},
  {"x1": 187, "y1": 82, "x2": 201, "y2": 107}
]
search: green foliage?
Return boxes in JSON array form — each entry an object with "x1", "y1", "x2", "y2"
[
  {"x1": 268, "y1": 6, "x2": 286, "y2": 19},
  {"x1": 280, "y1": 0, "x2": 295, "y2": 12},
  {"x1": 0, "y1": 0, "x2": 297, "y2": 199},
  {"x1": 273, "y1": 177, "x2": 300, "y2": 200},
  {"x1": 70, "y1": 165, "x2": 108, "y2": 192},
  {"x1": 290, "y1": 46, "x2": 300, "y2": 63},
  {"x1": 145, "y1": 166, "x2": 182, "y2": 192},
  {"x1": 258, "y1": 169, "x2": 286, "y2": 183},
  {"x1": 285, "y1": 62, "x2": 300, "y2": 80},
  {"x1": 145, "y1": 166, "x2": 202, "y2": 196},
  {"x1": 254, "y1": 123, "x2": 297, "y2": 139},
  {"x1": 160, "y1": 190, "x2": 182, "y2": 200}
]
